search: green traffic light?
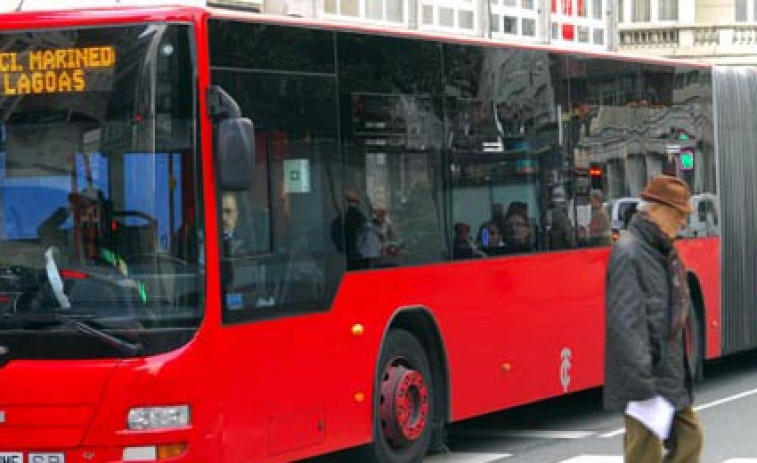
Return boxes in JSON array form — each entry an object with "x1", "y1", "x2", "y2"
[{"x1": 680, "y1": 152, "x2": 694, "y2": 170}]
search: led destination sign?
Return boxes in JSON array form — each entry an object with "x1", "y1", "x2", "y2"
[{"x1": 1, "y1": 46, "x2": 116, "y2": 96}]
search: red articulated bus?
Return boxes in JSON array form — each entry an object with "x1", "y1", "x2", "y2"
[{"x1": 0, "y1": 1, "x2": 754, "y2": 462}]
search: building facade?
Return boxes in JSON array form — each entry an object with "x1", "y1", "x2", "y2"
[
  {"x1": 617, "y1": 0, "x2": 757, "y2": 66},
  {"x1": 262, "y1": 0, "x2": 614, "y2": 51},
  {"x1": 257, "y1": 0, "x2": 757, "y2": 66}
]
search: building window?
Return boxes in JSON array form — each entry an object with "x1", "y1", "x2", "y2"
[
  {"x1": 325, "y1": 0, "x2": 407, "y2": 24},
  {"x1": 420, "y1": 0, "x2": 478, "y2": 33},
  {"x1": 632, "y1": 0, "x2": 651, "y2": 22},
  {"x1": 622, "y1": 0, "x2": 678, "y2": 23},
  {"x1": 522, "y1": 17, "x2": 536, "y2": 36},
  {"x1": 659, "y1": 0, "x2": 678, "y2": 20},
  {"x1": 489, "y1": 0, "x2": 541, "y2": 39},
  {"x1": 733, "y1": 0, "x2": 757, "y2": 21},
  {"x1": 504, "y1": 15, "x2": 518, "y2": 33},
  {"x1": 551, "y1": 0, "x2": 607, "y2": 47},
  {"x1": 735, "y1": 0, "x2": 746, "y2": 21},
  {"x1": 593, "y1": 0, "x2": 603, "y2": 19},
  {"x1": 593, "y1": 28, "x2": 605, "y2": 44}
]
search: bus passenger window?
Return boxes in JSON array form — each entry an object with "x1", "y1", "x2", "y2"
[
  {"x1": 445, "y1": 46, "x2": 549, "y2": 257},
  {"x1": 210, "y1": 20, "x2": 343, "y2": 321}
]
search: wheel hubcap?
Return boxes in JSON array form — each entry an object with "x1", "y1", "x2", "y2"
[{"x1": 379, "y1": 362, "x2": 429, "y2": 448}]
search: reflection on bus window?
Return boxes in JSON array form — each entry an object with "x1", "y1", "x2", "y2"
[
  {"x1": 446, "y1": 47, "x2": 549, "y2": 257},
  {"x1": 568, "y1": 59, "x2": 717, "y2": 242},
  {"x1": 210, "y1": 21, "x2": 343, "y2": 320}
]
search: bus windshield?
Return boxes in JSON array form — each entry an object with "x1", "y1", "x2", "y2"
[{"x1": 0, "y1": 24, "x2": 202, "y2": 358}]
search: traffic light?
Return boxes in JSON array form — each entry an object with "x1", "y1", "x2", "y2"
[
  {"x1": 680, "y1": 148, "x2": 694, "y2": 171},
  {"x1": 589, "y1": 165, "x2": 603, "y2": 190}
]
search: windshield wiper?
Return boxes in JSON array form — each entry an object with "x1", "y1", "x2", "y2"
[{"x1": 54, "y1": 313, "x2": 142, "y2": 356}]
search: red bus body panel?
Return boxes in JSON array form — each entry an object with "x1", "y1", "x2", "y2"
[
  {"x1": 0, "y1": 361, "x2": 117, "y2": 448},
  {"x1": 677, "y1": 237, "x2": 721, "y2": 359},
  {"x1": 215, "y1": 239, "x2": 720, "y2": 461}
]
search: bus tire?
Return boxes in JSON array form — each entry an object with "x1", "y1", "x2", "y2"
[
  {"x1": 687, "y1": 301, "x2": 704, "y2": 383},
  {"x1": 369, "y1": 329, "x2": 435, "y2": 463}
]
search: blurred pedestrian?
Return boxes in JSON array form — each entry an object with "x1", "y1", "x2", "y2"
[{"x1": 580, "y1": 189, "x2": 611, "y2": 246}]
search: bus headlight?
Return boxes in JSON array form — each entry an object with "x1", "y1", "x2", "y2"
[{"x1": 127, "y1": 405, "x2": 190, "y2": 430}]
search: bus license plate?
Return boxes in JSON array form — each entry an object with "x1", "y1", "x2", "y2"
[
  {"x1": 0, "y1": 454, "x2": 22, "y2": 463},
  {"x1": 0, "y1": 454, "x2": 65, "y2": 463},
  {"x1": 29, "y1": 454, "x2": 65, "y2": 463}
]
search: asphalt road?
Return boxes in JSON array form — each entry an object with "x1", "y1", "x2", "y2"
[{"x1": 429, "y1": 349, "x2": 757, "y2": 462}]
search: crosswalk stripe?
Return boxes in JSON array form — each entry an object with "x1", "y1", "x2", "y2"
[
  {"x1": 558, "y1": 456, "x2": 757, "y2": 463},
  {"x1": 599, "y1": 428, "x2": 625, "y2": 438},
  {"x1": 601, "y1": 386, "x2": 757, "y2": 439},
  {"x1": 455, "y1": 429, "x2": 595, "y2": 439},
  {"x1": 558, "y1": 456, "x2": 622, "y2": 463},
  {"x1": 425, "y1": 452, "x2": 512, "y2": 462}
]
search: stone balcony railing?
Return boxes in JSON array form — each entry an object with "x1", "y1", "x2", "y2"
[{"x1": 618, "y1": 23, "x2": 757, "y2": 64}]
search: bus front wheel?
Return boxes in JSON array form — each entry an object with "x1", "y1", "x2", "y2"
[{"x1": 370, "y1": 329, "x2": 435, "y2": 463}]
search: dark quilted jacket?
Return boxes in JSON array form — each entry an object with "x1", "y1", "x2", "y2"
[{"x1": 603, "y1": 214, "x2": 693, "y2": 412}]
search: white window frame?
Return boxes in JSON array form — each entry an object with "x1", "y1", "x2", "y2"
[
  {"x1": 489, "y1": 0, "x2": 542, "y2": 41},
  {"x1": 734, "y1": 0, "x2": 757, "y2": 22},
  {"x1": 657, "y1": 0, "x2": 678, "y2": 21},
  {"x1": 419, "y1": 0, "x2": 479, "y2": 36},
  {"x1": 323, "y1": 0, "x2": 411, "y2": 27},
  {"x1": 619, "y1": 0, "x2": 679, "y2": 25}
]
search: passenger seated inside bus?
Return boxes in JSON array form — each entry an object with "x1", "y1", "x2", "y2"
[
  {"x1": 475, "y1": 203, "x2": 506, "y2": 249},
  {"x1": 547, "y1": 197, "x2": 576, "y2": 250},
  {"x1": 331, "y1": 188, "x2": 373, "y2": 270},
  {"x1": 478, "y1": 221, "x2": 507, "y2": 256},
  {"x1": 502, "y1": 202, "x2": 534, "y2": 254},
  {"x1": 371, "y1": 203, "x2": 402, "y2": 260},
  {"x1": 452, "y1": 222, "x2": 484, "y2": 259}
]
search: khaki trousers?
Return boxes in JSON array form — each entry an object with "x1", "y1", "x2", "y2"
[{"x1": 624, "y1": 406, "x2": 702, "y2": 463}]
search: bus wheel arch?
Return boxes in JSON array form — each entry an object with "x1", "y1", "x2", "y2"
[
  {"x1": 368, "y1": 308, "x2": 449, "y2": 462},
  {"x1": 687, "y1": 272, "x2": 706, "y2": 382}
]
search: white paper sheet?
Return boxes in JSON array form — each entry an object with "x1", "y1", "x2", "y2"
[{"x1": 625, "y1": 395, "x2": 675, "y2": 440}]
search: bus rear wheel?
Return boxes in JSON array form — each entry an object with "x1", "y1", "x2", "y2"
[{"x1": 370, "y1": 329, "x2": 434, "y2": 463}]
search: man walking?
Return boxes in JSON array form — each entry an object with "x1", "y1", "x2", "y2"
[{"x1": 604, "y1": 175, "x2": 703, "y2": 462}]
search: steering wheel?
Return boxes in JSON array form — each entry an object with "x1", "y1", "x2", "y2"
[{"x1": 44, "y1": 247, "x2": 71, "y2": 310}]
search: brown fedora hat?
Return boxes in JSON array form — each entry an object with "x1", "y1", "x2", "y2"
[{"x1": 640, "y1": 175, "x2": 693, "y2": 213}]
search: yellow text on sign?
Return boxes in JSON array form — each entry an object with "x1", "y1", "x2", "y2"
[{"x1": 1, "y1": 46, "x2": 116, "y2": 96}]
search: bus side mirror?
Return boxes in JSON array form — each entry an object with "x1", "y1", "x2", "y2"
[
  {"x1": 208, "y1": 85, "x2": 255, "y2": 191},
  {"x1": 217, "y1": 117, "x2": 255, "y2": 191}
]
